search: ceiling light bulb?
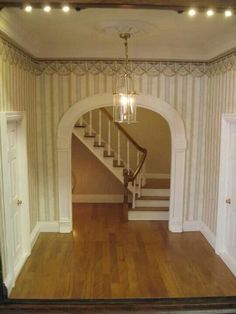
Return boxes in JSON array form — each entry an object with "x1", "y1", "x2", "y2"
[
  {"x1": 188, "y1": 8, "x2": 197, "y2": 17},
  {"x1": 206, "y1": 9, "x2": 214, "y2": 17},
  {"x1": 62, "y1": 5, "x2": 70, "y2": 12},
  {"x1": 225, "y1": 10, "x2": 233, "y2": 17},
  {"x1": 44, "y1": 5, "x2": 51, "y2": 13},
  {"x1": 24, "y1": 5, "x2": 32, "y2": 12}
]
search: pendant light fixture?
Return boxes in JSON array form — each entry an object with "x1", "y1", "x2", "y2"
[{"x1": 113, "y1": 33, "x2": 137, "y2": 124}]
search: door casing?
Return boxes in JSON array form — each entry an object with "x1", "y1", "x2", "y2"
[
  {"x1": 0, "y1": 112, "x2": 31, "y2": 293},
  {"x1": 216, "y1": 114, "x2": 236, "y2": 277}
]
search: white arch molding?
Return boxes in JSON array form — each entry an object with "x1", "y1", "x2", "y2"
[{"x1": 57, "y1": 93, "x2": 187, "y2": 233}]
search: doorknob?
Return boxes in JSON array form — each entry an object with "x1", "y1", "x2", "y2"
[
  {"x1": 17, "y1": 199, "x2": 22, "y2": 206},
  {"x1": 226, "y1": 198, "x2": 231, "y2": 204}
]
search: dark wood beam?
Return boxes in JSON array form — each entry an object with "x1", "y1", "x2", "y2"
[{"x1": 0, "y1": 0, "x2": 236, "y2": 11}]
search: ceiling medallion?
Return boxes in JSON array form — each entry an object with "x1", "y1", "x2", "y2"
[{"x1": 96, "y1": 19, "x2": 155, "y2": 37}]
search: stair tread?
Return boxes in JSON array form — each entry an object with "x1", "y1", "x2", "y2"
[
  {"x1": 130, "y1": 207, "x2": 169, "y2": 212},
  {"x1": 94, "y1": 141, "x2": 105, "y2": 147},
  {"x1": 84, "y1": 132, "x2": 96, "y2": 137},
  {"x1": 104, "y1": 151, "x2": 115, "y2": 158},
  {"x1": 144, "y1": 179, "x2": 170, "y2": 189},
  {"x1": 75, "y1": 124, "x2": 86, "y2": 128},
  {"x1": 113, "y1": 160, "x2": 125, "y2": 167},
  {"x1": 137, "y1": 196, "x2": 169, "y2": 200}
]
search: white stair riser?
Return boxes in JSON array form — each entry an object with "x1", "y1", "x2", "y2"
[
  {"x1": 136, "y1": 200, "x2": 169, "y2": 207},
  {"x1": 128, "y1": 211, "x2": 169, "y2": 220},
  {"x1": 141, "y1": 188, "x2": 170, "y2": 197}
]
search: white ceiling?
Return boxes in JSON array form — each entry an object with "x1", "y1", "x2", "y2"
[{"x1": 1, "y1": 7, "x2": 236, "y2": 60}]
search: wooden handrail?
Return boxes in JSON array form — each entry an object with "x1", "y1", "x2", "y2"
[
  {"x1": 101, "y1": 108, "x2": 146, "y2": 153},
  {"x1": 100, "y1": 107, "x2": 147, "y2": 218}
]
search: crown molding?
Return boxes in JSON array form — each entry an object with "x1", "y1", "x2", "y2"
[{"x1": 0, "y1": 32, "x2": 235, "y2": 77}]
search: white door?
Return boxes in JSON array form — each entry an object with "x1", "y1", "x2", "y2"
[
  {"x1": 224, "y1": 122, "x2": 236, "y2": 267},
  {"x1": 7, "y1": 121, "x2": 23, "y2": 275}
]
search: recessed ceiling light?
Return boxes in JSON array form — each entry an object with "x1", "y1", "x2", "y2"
[
  {"x1": 225, "y1": 10, "x2": 233, "y2": 17},
  {"x1": 188, "y1": 8, "x2": 197, "y2": 17},
  {"x1": 24, "y1": 5, "x2": 32, "y2": 12},
  {"x1": 43, "y1": 5, "x2": 51, "y2": 13},
  {"x1": 206, "y1": 9, "x2": 214, "y2": 17},
  {"x1": 62, "y1": 5, "x2": 70, "y2": 12}
]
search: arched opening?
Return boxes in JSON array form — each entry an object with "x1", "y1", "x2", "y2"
[{"x1": 57, "y1": 93, "x2": 186, "y2": 233}]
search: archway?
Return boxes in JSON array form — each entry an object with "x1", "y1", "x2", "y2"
[{"x1": 57, "y1": 93, "x2": 186, "y2": 233}]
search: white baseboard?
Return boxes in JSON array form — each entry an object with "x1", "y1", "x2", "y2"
[
  {"x1": 183, "y1": 220, "x2": 202, "y2": 231},
  {"x1": 183, "y1": 221, "x2": 216, "y2": 249},
  {"x1": 40, "y1": 221, "x2": 59, "y2": 232},
  {"x1": 14, "y1": 252, "x2": 29, "y2": 280},
  {"x1": 201, "y1": 223, "x2": 216, "y2": 249},
  {"x1": 30, "y1": 222, "x2": 40, "y2": 248},
  {"x1": 169, "y1": 220, "x2": 183, "y2": 233},
  {"x1": 59, "y1": 219, "x2": 72, "y2": 233},
  {"x1": 4, "y1": 273, "x2": 14, "y2": 295},
  {"x1": 30, "y1": 221, "x2": 59, "y2": 247},
  {"x1": 220, "y1": 252, "x2": 236, "y2": 277},
  {"x1": 145, "y1": 173, "x2": 170, "y2": 179},
  {"x1": 72, "y1": 194, "x2": 124, "y2": 203}
]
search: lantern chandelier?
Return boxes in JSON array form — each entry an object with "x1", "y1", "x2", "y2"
[{"x1": 113, "y1": 33, "x2": 137, "y2": 124}]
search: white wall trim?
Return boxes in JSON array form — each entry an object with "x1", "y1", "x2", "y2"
[
  {"x1": 145, "y1": 173, "x2": 171, "y2": 179},
  {"x1": 30, "y1": 222, "x2": 59, "y2": 248},
  {"x1": 183, "y1": 220, "x2": 202, "y2": 231},
  {"x1": 0, "y1": 112, "x2": 31, "y2": 293},
  {"x1": 5, "y1": 220, "x2": 60, "y2": 293},
  {"x1": 4, "y1": 273, "x2": 14, "y2": 295},
  {"x1": 201, "y1": 223, "x2": 216, "y2": 249},
  {"x1": 40, "y1": 221, "x2": 59, "y2": 233},
  {"x1": 219, "y1": 252, "x2": 236, "y2": 277},
  {"x1": 183, "y1": 221, "x2": 216, "y2": 249},
  {"x1": 72, "y1": 194, "x2": 125, "y2": 203},
  {"x1": 30, "y1": 222, "x2": 40, "y2": 249},
  {"x1": 57, "y1": 94, "x2": 187, "y2": 233},
  {"x1": 216, "y1": 114, "x2": 236, "y2": 254}
]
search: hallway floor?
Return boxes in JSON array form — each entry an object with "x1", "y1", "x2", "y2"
[{"x1": 10, "y1": 203, "x2": 236, "y2": 299}]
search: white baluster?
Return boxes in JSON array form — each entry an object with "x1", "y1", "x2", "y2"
[
  {"x1": 98, "y1": 110, "x2": 102, "y2": 146},
  {"x1": 117, "y1": 130, "x2": 121, "y2": 166},
  {"x1": 132, "y1": 180, "x2": 136, "y2": 208},
  {"x1": 137, "y1": 151, "x2": 140, "y2": 167},
  {"x1": 141, "y1": 160, "x2": 146, "y2": 187},
  {"x1": 89, "y1": 111, "x2": 92, "y2": 136},
  {"x1": 138, "y1": 174, "x2": 141, "y2": 198},
  {"x1": 108, "y1": 120, "x2": 111, "y2": 155},
  {"x1": 127, "y1": 141, "x2": 130, "y2": 171}
]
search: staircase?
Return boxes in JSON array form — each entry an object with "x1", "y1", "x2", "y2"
[
  {"x1": 129, "y1": 178, "x2": 170, "y2": 220},
  {"x1": 73, "y1": 108, "x2": 169, "y2": 221}
]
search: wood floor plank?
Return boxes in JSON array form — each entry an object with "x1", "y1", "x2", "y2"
[{"x1": 10, "y1": 203, "x2": 236, "y2": 299}]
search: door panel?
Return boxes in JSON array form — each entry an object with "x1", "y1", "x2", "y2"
[
  {"x1": 7, "y1": 121, "x2": 22, "y2": 270},
  {"x1": 225, "y1": 123, "x2": 236, "y2": 262}
]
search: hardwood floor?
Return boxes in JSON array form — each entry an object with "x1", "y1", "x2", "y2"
[{"x1": 10, "y1": 203, "x2": 236, "y2": 299}]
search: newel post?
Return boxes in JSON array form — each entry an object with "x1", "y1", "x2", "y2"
[{"x1": 123, "y1": 168, "x2": 129, "y2": 221}]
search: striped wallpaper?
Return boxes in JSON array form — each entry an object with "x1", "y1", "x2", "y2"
[
  {"x1": 203, "y1": 68, "x2": 236, "y2": 234},
  {"x1": 0, "y1": 36, "x2": 236, "y2": 235},
  {"x1": 0, "y1": 41, "x2": 39, "y2": 232}
]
